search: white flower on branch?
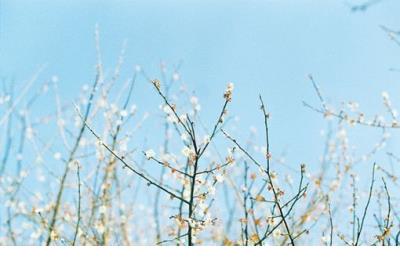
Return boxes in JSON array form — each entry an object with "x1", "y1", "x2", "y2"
[
  {"x1": 214, "y1": 174, "x2": 224, "y2": 183},
  {"x1": 145, "y1": 149, "x2": 156, "y2": 160},
  {"x1": 181, "y1": 146, "x2": 196, "y2": 163},
  {"x1": 223, "y1": 82, "x2": 234, "y2": 102}
]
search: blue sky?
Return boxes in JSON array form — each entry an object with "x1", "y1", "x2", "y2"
[{"x1": 1, "y1": 0, "x2": 400, "y2": 168}]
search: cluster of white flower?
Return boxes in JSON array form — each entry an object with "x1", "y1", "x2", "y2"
[
  {"x1": 214, "y1": 174, "x2": 224, "y2": 183},
  {"x1": 162, "y1": 104, "x2": 187, "y2": 124},
  {"x1": 223, "y1": 82, "x2": 234, "y2": 102},
  {"x1": 181, "y1": 146, "x2": 197, "y2": 164},
  {"x1": 145, "y1": 149, "x2": 156, "y2": 160}
]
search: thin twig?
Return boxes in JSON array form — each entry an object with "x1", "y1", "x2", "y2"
[
  {"x1": 72, "y1": 164, "x2": 82, "y2": 246},
  {"x1": 355, "y1": 163, "x2": 376, "y2": 245}
]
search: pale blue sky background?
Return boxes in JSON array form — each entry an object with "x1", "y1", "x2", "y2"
[{"x1": 1, "y1": 0, "x2": 400, "y2": 168}]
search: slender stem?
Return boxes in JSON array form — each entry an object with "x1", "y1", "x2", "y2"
[
  {"x1": 72, "y1": 164, "x2": 82, "y2": 246},
  {"x1": 355, "y1": 163, "x2": 376, "y2": 246}
]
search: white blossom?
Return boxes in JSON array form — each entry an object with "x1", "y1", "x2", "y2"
[{"x1": 145, "y1": 149, "x2": 155, "y2": 159}]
